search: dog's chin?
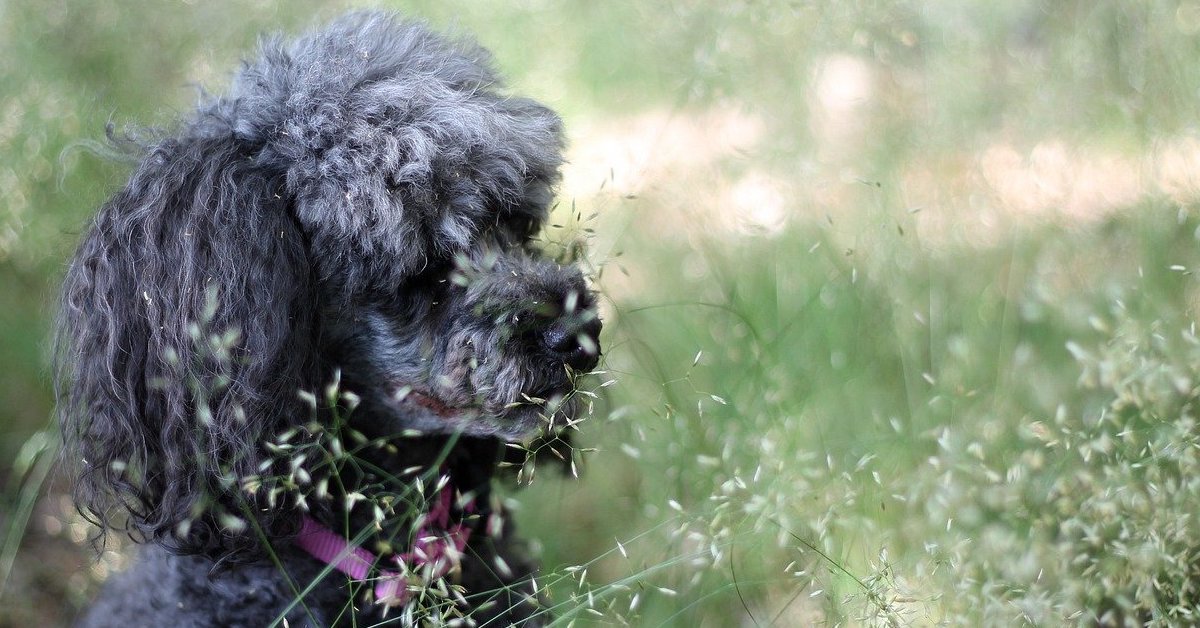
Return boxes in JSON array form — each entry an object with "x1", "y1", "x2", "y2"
[{"x1": 375, "y1": 384, "x2": 572, "y2": 441}]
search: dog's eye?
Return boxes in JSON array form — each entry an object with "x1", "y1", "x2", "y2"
[{"x1": 447, "y1": 166, "x2": 466, "y2": 182}]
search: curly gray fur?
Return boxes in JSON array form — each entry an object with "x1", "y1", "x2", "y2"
[{"x1": 57, "y1": 11, "x2": 600, "y2": 626}]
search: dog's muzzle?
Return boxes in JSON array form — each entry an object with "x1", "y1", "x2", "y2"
[{"x1": 539, "y1": 303, "x2": 602, "y2": 372}]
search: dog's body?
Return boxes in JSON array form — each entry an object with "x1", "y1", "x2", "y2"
[{"x1": 58, "y1": 12, "x2": 599, "y2": 626}]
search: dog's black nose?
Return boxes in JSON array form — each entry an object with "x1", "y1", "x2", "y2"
[{"x1": 542, "y1": 315, "x2": 602, "y2": 371}]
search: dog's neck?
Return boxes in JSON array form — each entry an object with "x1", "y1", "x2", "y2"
[
  {"x1": 285, "y1": 433, "x2": 504, "y2": 607},
  {"x1": 310, "y1": 434, "x2": 502, "y2": 547},
  {"x1": 295, "y1": 464, "x2": 481, "y2": 607}
]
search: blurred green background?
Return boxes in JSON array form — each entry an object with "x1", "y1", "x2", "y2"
[{"x1": 5, "y1": 0, "x2": 1200, "y2": 625}]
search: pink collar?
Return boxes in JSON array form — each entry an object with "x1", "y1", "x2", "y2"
[{"x1": 295, "y1": 483, "x2": 475, "y2": 607}]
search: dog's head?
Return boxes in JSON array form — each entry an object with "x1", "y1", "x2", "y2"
[
  {"x1": 333, "y1": 247, "x2": 600, "y2": 441},
  {"x1": 57, "y1": 11, "x2": 599, "y2": 556}
]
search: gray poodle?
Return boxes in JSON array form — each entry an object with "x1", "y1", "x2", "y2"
[{"x1": 56, "y1": 11, "x2": 600, "y2": 626}]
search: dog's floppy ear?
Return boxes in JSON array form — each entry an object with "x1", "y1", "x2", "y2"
[{"x1": 57, "y1": 126, "x2": 318, "y2": 557}]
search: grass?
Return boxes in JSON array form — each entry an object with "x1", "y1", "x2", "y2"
[
  {"x1": 512, "y1": 203, "x2": 1200, "y2": 625},
  {"x1": 5, "y1": 0, "x2": 1200, "y2": 625}
]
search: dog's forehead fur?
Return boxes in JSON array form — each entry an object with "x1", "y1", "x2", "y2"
[{"x1": 212, "y1": 12, "x2": 564, "y2": 291}]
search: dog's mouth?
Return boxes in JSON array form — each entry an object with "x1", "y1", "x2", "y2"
[{"x1": 383, "y1": 381, "x2": 573, "y2": 440}]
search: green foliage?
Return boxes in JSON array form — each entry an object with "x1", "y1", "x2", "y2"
[{"x1": 516, "y1": 206, "x2": 1200, "y2": 625}]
